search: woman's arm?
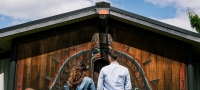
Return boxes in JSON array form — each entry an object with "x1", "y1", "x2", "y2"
[
  {"x1": 65, "y1": 81, "x2": 70, "y2": 90},
  {"x1": 90, "y1": 79, "x2": 96, "y2": 90}
]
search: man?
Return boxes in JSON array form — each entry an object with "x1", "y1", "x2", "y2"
[{"x1": 97, "y1": 50, "x2": 132, "y2": 90}]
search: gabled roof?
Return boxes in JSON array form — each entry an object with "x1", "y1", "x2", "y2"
[{"x1": 0, "y1": 2, "x2": 200, "y2": 56}]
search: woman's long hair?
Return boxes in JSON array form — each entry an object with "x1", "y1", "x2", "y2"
[{"x1": 68, "y1": 62, "x2": 86, "y2": 90}]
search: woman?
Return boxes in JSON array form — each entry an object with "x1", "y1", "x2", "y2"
[{"x1": 66, "y1": 62, "x2": 96, "y2": 90}]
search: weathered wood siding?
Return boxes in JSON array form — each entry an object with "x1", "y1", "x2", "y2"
[
  {"x1": 16, "y1": 25, "x2": 187, "y2": 90},
  {"x1": 16, "y1": 26, "x2": 97, "y2": 90},
  {"x1": 109, "y1": 26, "x2": 187, "y2": 90},
  {"x1": 0, "y1": 58, "x2": 10, "y2": 90}
]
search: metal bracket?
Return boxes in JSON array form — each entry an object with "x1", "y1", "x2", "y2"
[
  {"x1": 142, "y1": 59, "x2": 151, "y2": 65},
  {"x1": 52, "y1": 57, "x2": 61, "y2": 63},
  {"x1": 150, "y1": 79, "x2": 159, "y2": 83},
  {"x1": 43, "y1": 76, "x2": 52, "y2": 81}
]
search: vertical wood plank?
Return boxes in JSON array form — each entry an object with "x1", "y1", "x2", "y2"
[
  {"x1": 112, "y1": 27, "x2": 127, "y2": 50},
  {"x1": 180, "y1": 49, "x2": 187, "y2": 90},
  {"x1": 171, "y1": 47, "x2": 180, "y2": 90},
  {"x1": 77, "y1": 29, "x2": 85, "y2": 49},
  {"x1": 84, "y1": 27, "x2": 92, "y2": 50},
  {"x1": 84, "y1": 27, "x2": 95, "y2": 49},
  {"x1": 53, "y1": 35, "x2": 62, "y2": 69},
  {"x1": 126, "y1": 32, "x2": 138, "y2": 88},
  {"x1": 46, "y1": 36, "x2": 54, "y2": 88},
  {"x1": 148, "y1": 39, "x2": 157, "y2": 90},
  {"x1": 30, "y1": 40, "x2": 40, "y2": 89},
  {"x1": 39, "y1": 38, "x2": 48, "y2": 90},
  {"x1": 23, "y1": 42, "x2": 32, "y2": 89},
  {"x1": 53, "y1": 34, "x2": 62, "y2": 88},
  {"x1": 112, "y1": 27, "x2": 119, "y2": 50},
  {"x1": 133, "y1": 34, "x2": 143, "y2": 89},
  {"x1": 163, "y1": 45, "x2": 172, "y2": 90},
  {"x1": 69, "y1": 30, "x2": 78, "y2": 51},
  {"x1": 155, "y1": 42, "x2": 164, "y2": 90},
  {"x1": 62, "y1": 32, "x2": 70, "y2": 59},
  {"x1": 118, "y1": 28, "x2": 128, "y2": 49},
  {"x1": 51, "y1": 35, "x2": 57, "y2": 75},
  {"x1": 84, "y1": 27, "x2": 96, "y2": 49},
  {"x1": 133, "y1": 34, "x2": 142, "y2": 62},
  {"x1": 141, "y1": 36, "x2": 151, "y2": 87},
  {"x1": 61, "y1": 31, "x2": 70, "y2": 86},
  {"x1": 16, "y1": 44, "x2": 25, "y2": 90}
]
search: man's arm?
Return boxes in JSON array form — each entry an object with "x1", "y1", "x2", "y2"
[
  {"x1": 125, "y1": 69, "x2": 132, "y2": 90},
  {"x1": 97, "y1": 69, "x2": 104, "y2": 90}
]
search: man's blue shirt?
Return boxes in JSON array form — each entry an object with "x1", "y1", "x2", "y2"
[{"x1": 97, "y1": 62, "x2": 132, "y2": 90}]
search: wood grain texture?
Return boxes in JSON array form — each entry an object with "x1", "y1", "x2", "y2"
[
  {"x1": 30, "y1": 40, "x2": 40, "y2": 89},
  {"x1": 132, "y1": 34, "x2": 142, "y2": 62},
  {"x1": 53, "y1": 35, "x2": 62, "y2": 84},
  {"x1": 16, "y1": 44, "x2": 25, "y2": 90},
  {"x1": 16, "y1": 26, "x2": 188, "y2": 90},
  {"x1": 61, "y1": 32, "x2": 70, "y2": 59},
  {"x1": 141, "y1": 36, "x2": 151, "y2": 87},
  {"x1": 128, "y1": 34, "x2": 138, "y2": 88},
  {"x1": 69, "y1": 30, "x2": 78, "y2": 51},
  {"x1": 39, "y1": 38, "x2": 48, "y2": 90},
  {"x1": 77, "y1": 29, "x2": 85, "y2": 49},
  {"x1": 179, "y1": 49, "x2": 187, "y2": 90},
  {"x1": 148, "y1": 39, "x2": 157, "y2": 90},
  {"x1": 109, "y1": 26, "x2": 187, "y2": 89},
  {"x1": 45, "y1": 36, "x2": 54, "y2": 89},
  {"x1": 155, "y1": 42, "x2": 164, "y2": 90},
  {"x1": 171, "y1": 47, "x2": 180, "y2": 90},
  {"x1": 23, "y1": 42, "x2": 32, "y2": 89},
  {"x1": 163, "y1": 45, "x2": 172, "y2": 90}
]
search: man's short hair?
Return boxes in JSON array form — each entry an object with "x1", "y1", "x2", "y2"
[{"x1": 108, "y1": 50, "x2": 118, "y2": 60}]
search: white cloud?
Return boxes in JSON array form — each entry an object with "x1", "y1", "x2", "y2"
[
  {"x1": 0, "y1": 0, "x2": 110, "y2": 20},
  {"x1": 145, "y1": 0, "x2": 200, "y2": 32}
]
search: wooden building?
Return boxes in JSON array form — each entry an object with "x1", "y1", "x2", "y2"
[{"x1": 0, "y1": 2, "x2": 200, "y2": 90}]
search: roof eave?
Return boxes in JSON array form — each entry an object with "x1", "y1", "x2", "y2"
[{"x1": 109, "y1": 6, "x2": 200, "y2": 43}]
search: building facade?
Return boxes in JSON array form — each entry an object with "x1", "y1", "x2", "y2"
[{"x1": 0, "y1": 2, "x2": 200, "y2": 90}]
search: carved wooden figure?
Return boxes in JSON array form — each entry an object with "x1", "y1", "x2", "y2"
[{"x1": 47, "y1": 33, "x2": 154, "y2": 90}]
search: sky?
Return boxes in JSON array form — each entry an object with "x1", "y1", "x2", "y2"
[{"x1": 0, "y1": 0, "x2": 200, "y2": 33}]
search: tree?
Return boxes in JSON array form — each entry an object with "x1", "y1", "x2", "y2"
[{"x1": 187, "y1": 7, "x2": 200, "y2": 33}]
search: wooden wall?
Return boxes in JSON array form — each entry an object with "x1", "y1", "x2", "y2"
[
  {"x1": 16, "y1": 26, "x2": 98, "y2": 90},
  {"x1": 0, "y1": 58, "x2": 10, "y2": 90},
  {"x1": 109, "y1": 26, "x2": 187, "y2": 90},
  {"x1": 16, "y1": 24, "x2": 188, "y2": 90}
]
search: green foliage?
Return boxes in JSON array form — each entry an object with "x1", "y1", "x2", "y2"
[{"x1": 187, "y1": 7, "x2": 200, "y2": 33}]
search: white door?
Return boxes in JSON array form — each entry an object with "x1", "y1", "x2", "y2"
[{"x1": 0, "y1": 73, "x2": 4, "y2": 90}]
